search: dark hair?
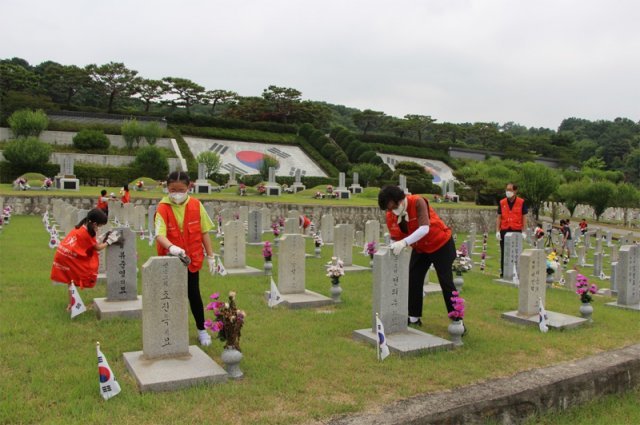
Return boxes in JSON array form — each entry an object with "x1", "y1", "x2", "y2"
[
  {"x1": 507, "y1": 183, "x2": 518, "y2": 191},
  {"x1": 377, "y1": 185, "x2": 406, "y2": 210},
  {"x1": 76, "y1": 208, "x2": 108, "y2": 237},
  {"x1": 167, "y1": 171, "x2": 190, "y2": 185},
  {"x1": 101, "y1": 189, "x2": 107, "y2": 196},
  {"x1": 123, "y1": 184, "x2": 129, "y2": 192}
]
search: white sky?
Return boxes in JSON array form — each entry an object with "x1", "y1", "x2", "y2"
[{"x1": 2, "y1": 0, "x2": 640, "y2": 129}]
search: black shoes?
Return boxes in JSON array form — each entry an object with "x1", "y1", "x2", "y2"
[{"x1": 408, "y1": 318, "x2": 422, "y2": 327}]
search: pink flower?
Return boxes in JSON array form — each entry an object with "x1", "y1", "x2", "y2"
[
  {"x1": 210, "y1": 292, "x2": 220, "y2": 300},
  {"x1": 205, "y1": 302, "x2": 215, "y2": 311},
  {"x1": 212, "y1": 321, "x2": 224, "y2": 332},
  {"x1": 204, "y1": 319, "x2": 214, "y2": 329}
]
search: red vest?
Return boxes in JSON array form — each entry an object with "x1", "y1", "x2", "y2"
[
  {"x1": 156, "y1": 198, "x2": 204, "y2": 272},
  {"x1": 50, "y1": 226, "x2": 99, "y2": 288},
  {"x1": 121, "y1": 191, "x2": 130, "y2": 204},
  {"x1": 96, "y1": 196, "x2": 108, "y2": 210},
  {"x1": 499, "y1": 197, "x2": 525, "y2": 231},
  {"x1": 300, "y1": 215, "x2": 311, "y2": 229},
  {"x1": 386, "y1": 195, "x2": 451, "y2": 254}
]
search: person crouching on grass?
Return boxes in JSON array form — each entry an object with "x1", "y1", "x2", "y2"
[
  {"x1": 154, "y1": 171, "x2": 217, "y2": 347},
  {"x1": 50, "y1": 209, "x2": 120, "y2": 310}
]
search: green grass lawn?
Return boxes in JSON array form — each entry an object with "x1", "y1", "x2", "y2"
[{"x1": 1, "y1": 216, "x2": 638, "y2": 424}]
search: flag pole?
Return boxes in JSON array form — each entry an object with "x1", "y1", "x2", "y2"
[{"x1": 375, "y1": 312, "x2": 380, "y2": 361}]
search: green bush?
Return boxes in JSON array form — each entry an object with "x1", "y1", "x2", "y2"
[
  {"x1": 3, "y1": 137, "x2": 52, "y2": 174},
  {"x1": 177, "y1": 125, "x2": 297, "y2": 145},
  {"x1": 0, "y1": 161, "x2": 58, "y2": 183},
  {"x1": 7, "y1": 109, "x2": 49, "y2": 138},
  {"x1": 132, "y1": 146, "x2": 169, "y2": 180},
  {"x1": 168, "y1": 114, "x2": 297, "y2": 134},
  {"x1": 298, "y1": 123, "x2": 314, "y2": 139},
  {"x1": 296, "y1": 137, "x2": 339, "y2": 177},
  {"x1": 72, "y1": 129, "x2": 111, "y2": 150},
  {"x1": 240, "y1": 174, "x2": 263, "y2": 186},
  {"x1": 142, "y1": 121, "x2": 163, "y2": 146},
  {"x1": 73, "y1": 163, "x2": 138, "y2": 187},
  {"x1": 121, "y1": 119, "x2": 144, "y2": 150}
]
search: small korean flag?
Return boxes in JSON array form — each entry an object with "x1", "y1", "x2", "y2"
[
  {"x1": 268, "y1": 277, "x2": 283, "y2": 308},
  {"x1": 216, "y1": 258, "x2": 228, "y2": 276},
  {"x1": 538, "y1": 297, "x2": 549, "y2": 333},
  {"x1": 97, "y1": 342, "x2": 121, "y2": 400},
  {"x1": 69, "y1": 282, "x2": 86, "y2": 318},
  {"x1": 376, "y1": 314, "x2": 390, "y2": 360}
]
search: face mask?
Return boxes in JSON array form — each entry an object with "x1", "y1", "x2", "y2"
[
  {"x1": 169, "y1": 192, "x2": 188, "y2": 204},
  {"x1": 506, "y1": 191, "x2": 514, "y2": 199},
  {"x1": 392, "y1": 199, "x2": 406, "y2": 216}
]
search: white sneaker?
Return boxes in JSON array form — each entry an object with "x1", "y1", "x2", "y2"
[{"x1": 198, "y1": 329, "x2": 212, "y2": 346}]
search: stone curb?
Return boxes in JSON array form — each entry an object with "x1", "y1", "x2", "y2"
[{"x1": 324, "y1": 344, "x2": 640, "y2": 425}]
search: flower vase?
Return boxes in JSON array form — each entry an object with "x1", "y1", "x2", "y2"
[
  {"x1": 220, "y1": 347, "x2": 244, "y2": 379},
  {"x1": 264, "y1": 259, "x2": 273, "y2": 276},
  {"x1": 448, "y1": 320, "x2": 464, "y2": 347},
  {"x1": 579, "y1": 302, "x2": 593, "y2": 322},
  {"x1": 369, "y1": 254, "x2": 374, "y2": 268},
  {"x1": 274, "y1": 238, "x2": 279, "y2": 247},
  {"x1": 314, "y1": 246, "x2": 321, "y2": 258},
  {"x1": 453, "y1": 272, "x2": 464, "y2": 291},
  {"x1": 330, "y1": 277, "x2": 342, "y2": 302},
  {"x1": 546, "y1": 273, "x2": 554, "y2": 284}
]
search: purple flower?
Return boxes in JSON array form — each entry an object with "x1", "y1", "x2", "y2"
[
  {"x1": 204, "y1": 319, "x2": 214, "y2": 329},
  {"x1": 212, "y1": 321, "x2": 224, "y2": 332},
  {"x1": 210, "y1": 292, "x2": 220, "y2": 300}
]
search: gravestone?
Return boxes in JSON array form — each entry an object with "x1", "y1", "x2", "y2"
[
  {"x1": 123, "y1": 257, "x2": 227, "y2": 392},
  {"x1": 247, "y1": 210, "x2": 263, "y2": 244},
  {"x1": 220, "y1": 208, "x2": 234, "y2": 226},
  {"x1": 353, "y1": 248, "x2": 453, "y2": 355},
  {"x1": 335, "y1": 172, "x2": 350, "y2": 199},
  {"x1": 134, "y1": 206, "x2": 146, "y2": 233},
  {"x1": 284, "y1": 218, "x2": 299, "y2": 235},
  {"x1": 57, "y1": 157, "x2": 80, "y2": 190},
  {"x1": 592, "y1": 252, "x2": 603, "y2": 278},
  {"x1": 606, "y1": 245, "x2": 640, "y2": 311},
  {"x1": 321, "y1": 214, "x2": 334, "y2": 244},
  {"x1": 398, "y1": 174, "x2": 409, "y2": 194},
  {"x1": 577, "y1": 245, "x2": 586, "y2": 267},
  {"x1": 565, "y1": 269, "x2": 577, "y2": 290},
  {"x1": 606, "y1": 231, "x2": 613, "y2": 247},
  {"x1": 228, "y1": 167, "x2": 238, "y2": 186},
  {"x1": 147, "y1": 204, "x2": 157, "y2": 240},
  {"x1": 287, "y1": 210, "x2": 300, "y2": 220},
  {"x1": 503, "y1": 249, "x2": 587, "y2": 329},
  {"x1": 355, "y1": 230, "x2": 364, "y2": 247},
  {"x1": 291, "y1": 169, "x2": 306, "y2": 193},
  {"x1": 195, "y1": 163, "x2": 212, "y2": 194},
  {"x1": 264, "y1": 167, "x2": 281, "y2": 196},
  {"x1": 610, "y1": 262, "x2": 618, "y2": 294},
  {"x1": 349, "y1": 172, "x2": 363, "y2": 194},
  {"x1": 595, "y1": 235, "x2": 603, "y2": 254},
  {"x1": 260, "y1": 207, "x2": 271, "y2": 231},
  {"x1": 238, "y1": 206, "x2": 249, "y2": 224},
  {"x1": 94, "y1": 228, "x2": 142, "y2": 319},
  {"x1": 496, "y1": 232, "x2": 523, "y2": 285},
  {"x1": 223, "y1": 220, "x2": 261, "y2": 275},
  {"x1": 364, "y1": 220, "x2": 380, "y2": 245},
  {"x1": 269, "y1": 234, "x2": 332, "y2": 308}
]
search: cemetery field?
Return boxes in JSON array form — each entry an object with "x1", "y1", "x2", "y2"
[{"x1": 1, "y1": 216, "x2": 639, "y2": 425}]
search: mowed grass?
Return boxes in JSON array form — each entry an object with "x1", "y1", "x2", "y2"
[{"x1": 1, "y1": 216, "x2": 639, "y2": 425}]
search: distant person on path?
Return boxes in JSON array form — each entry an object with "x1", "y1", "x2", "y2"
[
  {"x1": 579, "y1": 218, "x2": 588, "y2": 235},
  {"x1": 50, "y1": 209, "x2": 120, "y2": 310},
  {"x1": 560, "y1": 219, "x2": 572, "y2": 258},
  {"x1": 96, "y1": 190, "x2": 109, "y2": 215},
  {"x1": 378, "y1": 185, "x2": 463, "y2": 330},
  {"x1": 154, "y1": 171, "x2": 216, "y2": 347},
  {"x1": 120, "y1": 184, "x2": 130, "y2": 204},
  {"x1": 496, "y1": 183, "x2": 528, "y2": 278}
]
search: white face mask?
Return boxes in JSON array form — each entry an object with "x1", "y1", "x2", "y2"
[
  {"x1": 392, "y1": 199, "x2": 406, "y2": 216},
  {"x1": 506, "y1": 191, "x2": 514, "y2": 199},
  {"x1": 169, "y1": 192, "x2": 188, "y2": 204}
]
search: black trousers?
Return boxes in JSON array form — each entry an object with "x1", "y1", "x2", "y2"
[
  {"x1": 408, "y1": 237, "x2": 457, "y2": 317},
  {"x1": 499, "y1": 229, "x2": 522, "y2": 276},
  {"x1": 187, "y1": 270, "x2": 205, "y2": 330}
]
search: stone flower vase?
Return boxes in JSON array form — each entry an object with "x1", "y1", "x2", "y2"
[
  {"x1": 453, "y1": 272, "x2": 464, "y2": 291},
  {"x1": 579, "y1": 302, "x2": 593, "y2": 322},
  {"x1": 330, "y1": 276, "x2": 342, "y2": 303},
  {"x1": 546, "y1": 272, "x2": 554, "y2": 284},
  {"x1": 448, "y1": 320, "x2": 464, "y2": 347},
  {"x1": 264, "y1": 257, "x2": 273, "y2": 276},
  {"x1": 314, "y1": 245, "x2": 322, "y2": 258},
  {"x1": 221, "y1": 347, "x2": 244, "y2": 379},
  {"x1": 369, "y1": 254, "x2": 374, "y2": 268}
]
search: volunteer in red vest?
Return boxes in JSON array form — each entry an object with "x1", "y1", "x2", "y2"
[
  {"x1": 96, "y1": 189, "x2": 109, "y2": 215},
  {"x1": 155, "y1": 171, "x2": 216, "y2": 347},
  {"x1": 299, "y1": 215, "x2": 312, "y2": 232},
  {"x1": 378, "y1": 185, "x2": 462, "y2": 329},
  {"x1": 51, "y1": 208, "x2": 120, "y2": 310},
  {"x1": 496, "y1": 183, "x2": 528, "y2": 278},
  {"x1": 120, "y1": 184, "x2": 130, "y2": 204}
]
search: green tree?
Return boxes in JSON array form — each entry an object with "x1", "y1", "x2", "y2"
[
  {"x1": 86, "y1": 62, "x2": 139, "y2": 113},
  {"x1": 36, "y1": 62, "x2": 89, "y2": 106},
  {"x1": 3, "y1": 137, "x2": 52, "y2": 173},
  {"x1": 0, "y1": 62, "x2": 39, "y2": 97},
  {"x1": 556, "y1": 179, "x2": 588, "y2": 217},
  {"x1": 392, "y1": 161, "x2": 434, "y2": 194},
  {"x1": 583, "y1": 180, "x2": 616, "y2": 221},
  {"x1": 162, "y1": 77, "x2": 206, "y2": 116},
  {"x1": 121, "y1": 119, "x2": 144, "y2": 150},
  {"x1": 7, "y1": 109, "x2": 49, "y2": 138},
  {"x1": 259, "y1": 154, "x2": 280, "y2": 180},
  {"x1": 72, "y1": 129, "x2": 110, "y2": 150},
  {"x1": 403, "y1": 114, "x2": 436, "y2": 142},
  {"x1": 517, "y1": 162, "x2": 560, "y2": 220},
  {"x1": 454, "y1": 158, "x2": 516, "y2": 204},
  {"x1": 141, "y1": 122, "x2": 163, "y2": 146},
  {"x1": 204, "y1": 89, "x2": 237, "y2": 114},
  {"x1": 351, "y1": 163, "x2": 382, "y2": 187},
  {"x1": 132, "y1": 146, "x2": 168, "y2": 180},
  {"x1": 352, "y1": 109, "x2": 386, "y2": 135},
  {"x1": 196, "y1": 151, "x2": 222, "y2": 178},
  {"x1": 623, "y1": 148, "x2": 640, "y2": 186},
  {"x1": 610, "y1": 183, "x2": 640, "y2": 227},
  {"x1": 135, "y1": 79, "x2": 168, "y2": 112},
  {"x1": 262, "y1": 85, "x2": 301, "y2": 123}
]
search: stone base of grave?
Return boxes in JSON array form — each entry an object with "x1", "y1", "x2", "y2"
[
  {"x1": 353, "y1": 328, "x2": 453, "y2": 356},
  {"x1": 94, "y1": 296, "x2": 142, "y2": 320},
  {"x1": 423, "y1": 283, "x2": 442, "y2": 295},
  {"x1": 343, "y1": 264, "x2": 371, "y2": 272},
  {"x1": 264, "y1": 289, "x2": 334, "y2": 309},
  {"x1": 96, "y1": 272, "x2": 106, "y2": 281},
  {"x1": 123, "y1": 346, "x2": 227, "y2": 392},
  {"x1": 493, "y1": 278, "x2": 519, "y2": 287},
  {"x1": 224, "y1": 266, "x2": 263, "y2": 276},
  {"x1": 605, "y1": 301, "x2": 640, "y2": 311},
  {"x1": 501, "y1": 310, "x2": 587, "y2": 329}
]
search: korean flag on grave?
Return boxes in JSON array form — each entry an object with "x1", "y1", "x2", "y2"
[
  {"x1": 69, "y1": 282, "x2": 87, "y2": 318},
  {"x1": 538, "y1": 297, "x2": 549, "y2": 333},
  {"x1": 97, "y1": 342, "x2": 121, "y2": 400},
  {"x1": 376, "y1": 314, "x2": 390, "y2": 361},
  {"x1": 216, "y1": 257, "x2": 227, "y2": 276},
  {"x1": 268, "y1": 277, "x2": 283, "y2": 308}
]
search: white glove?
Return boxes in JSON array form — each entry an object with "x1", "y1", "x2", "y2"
[
  {"x1": 169, "y1": 245, "x2": 186, "y2": 257},
  {"x1": 495, "y1": 231, "x2": 501, "y2": 241},
  {"x1": 106, "y1": 231, "x2": 121, "y2": 246},
  {"x1": 522, "y1": 233, "x2": 527, "y2": 240},
  {"x1": 389, "y1": 240, "x2": 407, "y2": 255},
  {"x1": 207, "y1": 256, "x2": 216, "y2": 275}
]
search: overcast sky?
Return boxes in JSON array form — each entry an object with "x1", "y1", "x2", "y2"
[{"x1": 2, "y1": 0, "x2": 639, "y2": 129}]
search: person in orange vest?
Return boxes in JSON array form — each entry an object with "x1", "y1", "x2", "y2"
[
  {"x1": 299, "y1": 215, "x2": 312, "y2": 232},
  {"x1": 378, "y1": 185, "x2": 462, "y2": 330},
  {"x1": 50, "y1": 209, "x2": 120, "y2": 310},
  {"x1": 120, "y1": 184, "x2": 130, "y2": 204},
  {"x1": 96, "y1": 189, "x2": 109, "y2": 215},
  {"x1": 495, "y1": 183, "x2": 528, "y2": 278},
  {"x1": 154, "y1": 171, "x2": 216, "y2": 347}
]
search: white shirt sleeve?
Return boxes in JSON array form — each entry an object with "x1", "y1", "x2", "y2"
[{"x1": 403, "y1": 225, "x2": 430, "y2": 246}]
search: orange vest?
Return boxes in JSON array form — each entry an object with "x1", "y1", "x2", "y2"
[
  {"x1": 386, "y1": 195, "x2": 451, "y2": 254},
  {"x1": 96, "y1": 196, "x2": 108, "y2": 210},
  {"x1": 121, "y1": 191, "x2": 130, "y2": 204},
  {"x1": 499, "y1": 197, "x2": 525, "y2": 231},
  {"x1": 300, "y1": 215, "x2": 311, "y2": 229},
  {"x1": 155, "y1": 198, "x2": 204, "y2": 273},
  {"x1": 50, "y1": 226, "x2": 99, "y2": 288}
]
